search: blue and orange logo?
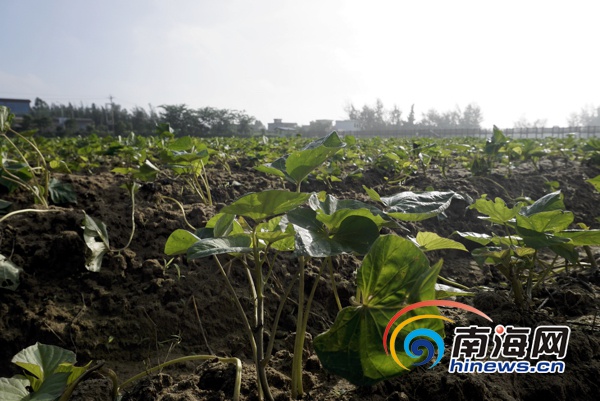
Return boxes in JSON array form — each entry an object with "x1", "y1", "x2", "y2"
[{"x1": 382, "y1": 300, "x2": 492, "y2": 370}]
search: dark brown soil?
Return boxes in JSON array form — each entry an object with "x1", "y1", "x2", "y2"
[{"x1": 1, "y1": 158, "x2": 599, "y2": 401}]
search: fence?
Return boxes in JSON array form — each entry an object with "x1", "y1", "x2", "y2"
[{"x1": 300, "y1": 126, "x2": 600, "y2": 139}]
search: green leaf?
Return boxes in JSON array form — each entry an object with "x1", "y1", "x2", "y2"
[
  {"x1": 555, "y1": 230, "x2": 600, "y2": 246},
  {"x1": 285, "y1": 131, "x2": 345, "y2": 184},
  {"x1": 213, "y1": 213, "x2": 235, "y2": 238},
  {"x1": 413, "y1": 232, "x2": 467, "y2": 252},
  {"x1": 255, "y1": 216, "x2": 295, "y2": 245},
  {"x1": 453, "y1": 231, "x2": 493, "y2": 246},
  {"x1": 221, "y1": 190, "x2": 311, "y2": 221},
  {"x1": 82, "y1": 213, "x2": 110, "y2": 272},
  {"x1": 515, "y1": 210, "x2": 573, "y2": 233},
  {"x1": 167, "y1": 136, "x2": 194, "y2": 151},
  {"x1": 520, "y1": 191, "x2": 564, "y2": 216},
  {"x1": 254, "y1": 164, "x2": 286, "y2": 179},
  {"x1": 587, "y1": 175, "x2": 600, "y2": 192},
  {"x1": 0, "y1": 199, "x2": 12, "y2": 215},
  {"x1": 470, "y1": 196, "x2": 519, "y2": 224},
  {"x1": 0, "y1": 377, "x2": 31, "y2": 401},
  {"x1": 314, "y1": 235, "x2": 444, "y2": 386},
  {"x1": 383, "y1": 191, "x2": 467, "y2": 221},
  {"x1": 516, "y1": 226, "x2": 570, "y2": 249},
  {"x1": 0, "y1": 254, "x2": 22, "y2": 291},
  {"x1": 48, "y1": 178, "x2": 77, "y2": 205},
  {"x1": 331, "y1": 216, "x2": 380, "y2": 255},
  {"x1": 309, "y1": 193, "x2": 396, "y2": 229},
  {"x1": 435, "y1": 283, "x2": 473, "y2": 299},
  {"x1": 362, "y1": 185, "x2": 382, "y2": 203},
  {"x1": 288, "y1": 208, "x2": 379, "y2": 257},
  {"x1": 11, "y1": 343, "x2": 76, "y2": 393},
  {"x1": 0, "y1": 105, "x2": 13, "y2": 131},
  {"x1": 164, "y1": 229, "x2": 201, "y2": 256},
  {"x1": 259, "y1": 132, "x2": 345, "y2": 185},
  {"x1": 187, "y1": 235, "x2": 252, "y2": 259}
]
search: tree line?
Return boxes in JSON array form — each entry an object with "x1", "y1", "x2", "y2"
[
  {"x1": 344, "y1": 99, "x2": 484, "y2": 130},
  {"x1": 18, "y1": 98, "x2": 264, "y2": 137}
]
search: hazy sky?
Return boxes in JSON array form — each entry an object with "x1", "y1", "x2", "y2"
[{"x1": 3, "y1": 0, "x2": 599, "y2": 128}]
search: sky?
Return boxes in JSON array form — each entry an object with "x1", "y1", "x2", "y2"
[{"x1": 2, "y1": 0, "x2": 599, "y2": 128}]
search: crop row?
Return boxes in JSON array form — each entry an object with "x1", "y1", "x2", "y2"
[{"x1": 1, "y1": 105, "x2": 600, "y2": 400}]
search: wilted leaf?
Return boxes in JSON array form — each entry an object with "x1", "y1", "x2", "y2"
[
  {"x1": 0, "y1": 254, "x2": 22, "y2": 291},
  {"x1": 82, "y1": 213, "x2": 110, "y2": 272},
  {"x1": 48, "y1": 178, "x2": 77, "y2": 205}
]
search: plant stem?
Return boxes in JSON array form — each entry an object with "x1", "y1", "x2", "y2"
[
  {"x1": 0, "y1": 208, "x2": 59, "y2": 224},
  {"x1": 160, "y1": 195, "x2": 196, "y2": 230},
  {"x1": 251, "y1": 229, "x2": 273, "y2": 401},
  {"x1": 113, "y1": 183, "x2": 137, "y2": 252},
  {"x1": 264, "y1": 270, "x2": 299, "y2": 363},
  {"x1": 291, "y1": 255, "x2": 306, "y2": 398},
  {"x1": 327, "y1": 256, "x2": 342, "y2": 311},
  {"x1": 213, "y1": 255, "x2": 258, "y2": 398}
]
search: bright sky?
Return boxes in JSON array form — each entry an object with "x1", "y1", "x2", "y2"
[{"x1": 3, "y1": 0, "x2": 599, "y2": 128}]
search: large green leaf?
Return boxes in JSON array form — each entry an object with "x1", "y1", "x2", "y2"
[
  {"x1": 520, "y1": 191, "x2": 564, "y2": 216},
  {"x1": 309, "y1": 193, "x2": 397, "y2": 229},
  {"x1": 11, "y1": 343, "x2": 76, "y2": 393},
  {"x1": 255, "y1": 216, "x2": 295, "y2": 245},
  {"x1": 0, "y1": 377, "x2": 30, "y2": 401},
  {"x1": 285, "y1": 132, "x2": 345, "y2": 184},
  {"x1": 314, "y1": 235, "x2": 444, "y2": 385},
  {"x1": 220, "y1": 190, "x2": 311, "y2": 221},
  {"x1": 288, "y1": 208, "x2": 379, "y2": 257},
  {"x1": 164, "y1": 229, "x2": 201, "y2": 256},
  {"x1": 515, "y1": 210, "x2": 573, "y2": 234},
  {"x1": 81, "y1": 213, "x2": 110, "y2": 272},
  {"x1": 453, "y1": 231, "x2": 493, "y2": 246},
  {"x1": 382, "y1": 191, "x2": 467, "y2": 221},
  {"x1": 412, "y1": 232, "x2": 468, "y2": 252},
  {"x1": 555, "y1": 230, "x2": 600, "y2": 246},
  {"x1": 187, "y1": 235, "x2": 252, "y2": 259},
  {"x1": 1, "y1": 254, "x2": 22, "y2": 291},
  {"x1": 470, "y1": 196, "x2": 519, "y2": 224},
  {"x1": 259, "y1": 132, "x2": 345, "y2": 185},
  {"x1": 587, "y1": 175, "x2": 600, "y2": 192},
  {"x1": 516, "y1": 226, "x2": 570, "y2": 249}
]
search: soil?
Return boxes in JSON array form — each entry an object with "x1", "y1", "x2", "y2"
[{"x1": 1, "y1": 156, "x2": 600, "y2": 401}]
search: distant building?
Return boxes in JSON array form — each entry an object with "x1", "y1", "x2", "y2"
[
  {"x1": 0, "y1": 98, "x2": 31, "y2": 116},
  {"x1": 334, "y1": 119, "x2": 360, "y2": 132},
  {"x1": 267, "y1": 118, "x2": 298, "y2": 133}
]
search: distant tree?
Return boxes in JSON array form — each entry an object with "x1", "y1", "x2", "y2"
[
  {"x1": 389, "y1": 104, "x2": 403, "y2": 127},
  {"x1": 459, "y1": 103, "x2": 484, "y2": 128},
  {"x1": 513, "y1": 116, "x2": 548, "y2": 128},
  {"x1": 567, "y1": 105, "x2": 600, "y2": 126},
  {"x1": 405, "y1": 104, "x2": 416, "y2": 127},
  {"x1": 420, "y1": 104, "x2": 483, "y2": 129},
  {"x1": 345, "y1": 98, "x2": 390, "y2": 130}
]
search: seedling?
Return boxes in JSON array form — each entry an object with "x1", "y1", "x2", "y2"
[
  {"x1": 0, "y1": 342, "x2": 94, "y2": 401},
  {"x1": 82, "y1": 182, "x2": 140, "y2": 271},
  {"x1": 456, "y1": 191, "x2": 600, "y2": 306}
]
